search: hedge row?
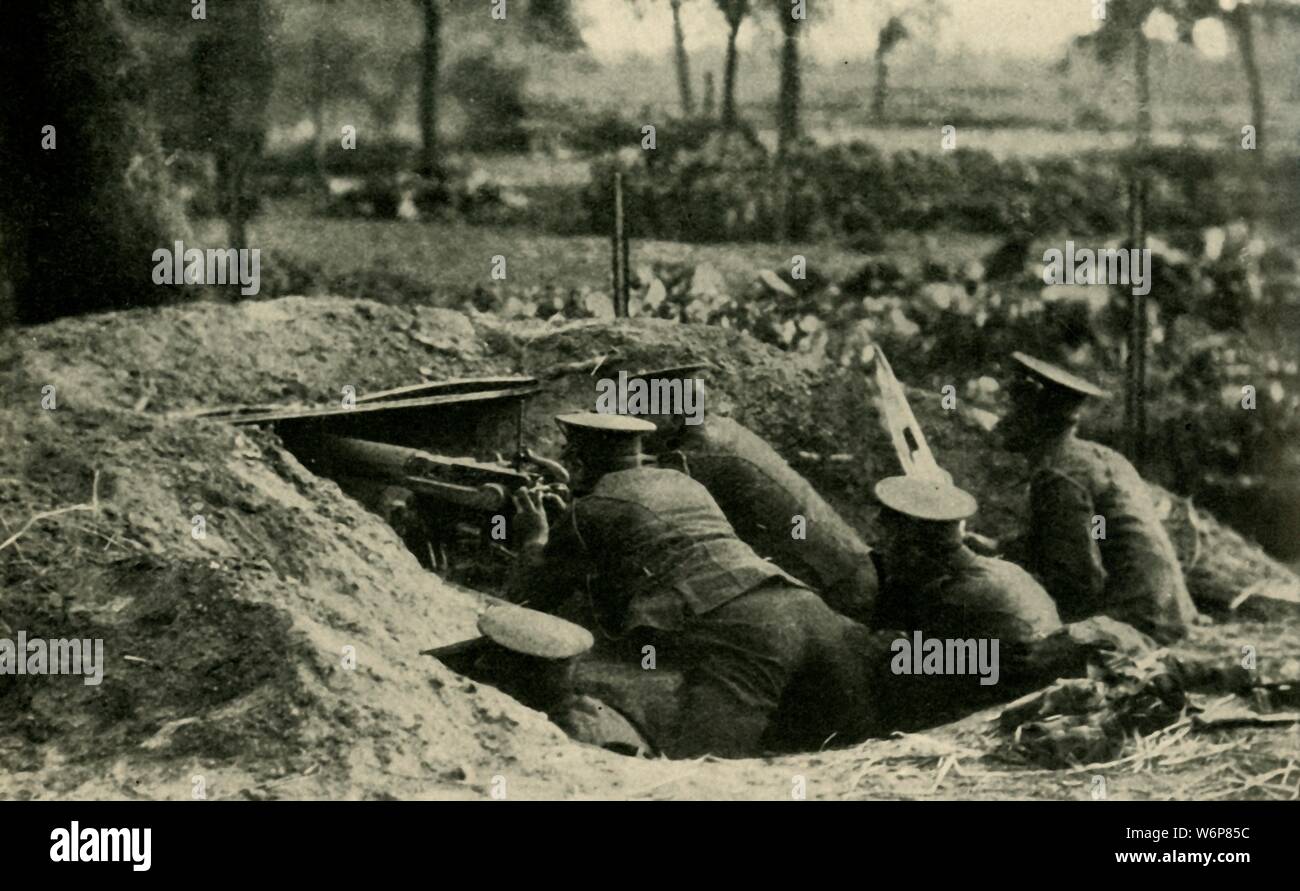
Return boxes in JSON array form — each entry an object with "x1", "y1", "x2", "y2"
[{"x1": 579, "y1": 132, "x2": 1284, "y2": 243}]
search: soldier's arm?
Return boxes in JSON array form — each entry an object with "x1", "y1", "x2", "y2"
[
  {"x1": 503, "y1": 492, "x2": 587, "y2": 612},
  {"x1": 1030, "y1": 469, "x2": 1107, "y2": 611}
]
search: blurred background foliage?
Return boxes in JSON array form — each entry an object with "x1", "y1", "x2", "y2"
[{"x1": 1, "y1": 0, "x2": 1299, "y2": 558}]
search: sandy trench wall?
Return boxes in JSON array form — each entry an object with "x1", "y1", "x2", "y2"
[{"x1": 0, "y1": 300, "x2": 593, "y2": 799}]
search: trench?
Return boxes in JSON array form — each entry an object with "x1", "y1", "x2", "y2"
[{"x1": 265, "y1": 418, "x2": 985, "y2": 762}]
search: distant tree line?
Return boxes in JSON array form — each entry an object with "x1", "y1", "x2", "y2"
[{"x1": 1, "y1": 0, "x2": 1297, "y2": 325}]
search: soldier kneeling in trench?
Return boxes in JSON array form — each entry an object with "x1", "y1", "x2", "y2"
[
  {"x1": 503, "y1": 411, "x2": 899, "y2": 759},
  {"x1": 869, "y1": 475, "x2": 1066, "y2": 726},
  {"x1": 972, "y1": 352, "x2": 1202, "y2": 644},
  {"x1": 600, "y1": 362, "x2": 878, "y2": 625}
]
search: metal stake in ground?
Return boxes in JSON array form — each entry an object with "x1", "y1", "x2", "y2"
[{"x1": 612, "y1": 172, "x2": 629, "y2": 318}]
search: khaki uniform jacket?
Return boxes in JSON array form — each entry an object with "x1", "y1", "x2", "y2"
[
  {"x1": 1026, "y1": 436, "x2": 1198, "y2": 642},
  {"x1": 871, "y1": 547, "x2": 1063, "y2": 729}
]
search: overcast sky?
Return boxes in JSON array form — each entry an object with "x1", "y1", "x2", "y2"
[{"x1": 576, "y1": 0, "x2": 1110, "y2": 62}]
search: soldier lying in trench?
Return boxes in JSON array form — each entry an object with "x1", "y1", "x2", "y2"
[{"x1": 596, "y1": 362, "x2": 878, "y2": 625}]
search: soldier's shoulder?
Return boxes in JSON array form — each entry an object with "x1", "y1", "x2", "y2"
[
  {"x1": 1035, "y1": 437, "x2": 1109, "y2": 485},
  {"x1": 946, "y1": 554, "x2": 1061, "y2": 635},
  {"x1": 978, "y1": 556, "x2": 1061, "y2": 628},
  {"x1": 685, "y1": 417, "x2": 796, "y2": 479},
  {"x1": 968, "y1": 553, "x2": 1049, "y2": 596},
  {"x1": 595, "y1": 465, "x2": 715, "y2": 501},
  {"x1": 694, "y1": 415, "x2": 762, "y2": 450},
  {"x1": 1075, "y1": 437, "x2": 1128, "y2": 464},
  {"x1": 1072, "y1": 437, "x2": 1148, "y2": 487}
]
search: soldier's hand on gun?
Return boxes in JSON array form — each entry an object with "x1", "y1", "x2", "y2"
[{"x1": 511, "y1": 486, "x2": 555, "y2": 551}]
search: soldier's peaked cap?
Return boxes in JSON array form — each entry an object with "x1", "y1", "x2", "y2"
[
  {"x1": 478, "y1": 604, "x2": 594, "y2": 660},
  {"x1": 1010, "y1": 352, "x2": 1109, "y2": 399},
  {"x1": 424, "y1": 604, "x2": 594, "y2": 662},
  {"x1": 874, "y1": 475, "x2": 977, "y2": 522},
  {"x1": 556, "y1": 411, "x2": 656, "y2": 437}
]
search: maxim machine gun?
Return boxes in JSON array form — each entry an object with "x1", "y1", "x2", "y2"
[{"x1": 196, "y1": 376, "x2": 569, "y2": 578}]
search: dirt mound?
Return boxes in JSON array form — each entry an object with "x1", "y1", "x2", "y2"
[
  {"x1": 1, "y1": 296, "x2": 1296, "y2": 800},
  {"x1": 0, "y1": 399, "x2": 593, "y2": 799}
]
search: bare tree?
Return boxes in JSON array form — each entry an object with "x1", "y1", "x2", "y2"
[
  {"x1": 672, "y1": 0, "x2": 697, "y2": 114},
  {"x1": 770, "y1": 1, "x2": 806, "y2": 239},
  {"x1": 774, "y1": 0, "x2": 804, "y2": 159},
  {"x1": 192, "y1": 0, "x2": 275, "y2": 250},
  {"x1": 1227, "y1": 3, "x2": 1265, "y2": 149},
  {"x1": 870, "y1": 0, "x2": 947, "y2": 120},
  {"x1": 1171, "y1": 0, "x2": 1300, "y2": 155},
  {"x1": 872, "y1": 15, "x2": 908, "y2": 119},
  {"x1": 418, "y1": 0, "x2": 443, "y2": 176},
  {"x1": 715, "y1": 0, "x2": 753, "y2": 127},
  {"x1": 629, "y1": 0, "x2": 697, "y2": 115}
]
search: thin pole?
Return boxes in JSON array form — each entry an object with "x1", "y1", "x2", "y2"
[
  {"x1": 612, "y1": 172, "x2": 628, "y2": 318},
  {"x1": 1126, "y1": 31, "x2": 1151, "y2": 468}
]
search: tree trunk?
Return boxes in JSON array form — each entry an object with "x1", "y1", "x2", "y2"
[
  {"x1": 1231, "y1": 8, "x2": 1266, "y2": 227},
  {"x1": 191, "y1": 0, "x2": 271, "y2": 265},
  {"x1": 1232, "y1": 7, "x2": 1264, "y2": 151},
  {"x1": 0, "y1": 1, "x2": 188, "y2": 323},
  {"x1": 310, "y1": 30, "x2": 329, "y2": 198},
  {"x1": 228, "y1": 156, "x2": 251, "y2": 249},
  {"x1": 721, "y1": 17, "x2": 742, "y2": 128},
  {"x1": 775, "y1": 9, "x2": 802, "y2": 241},
  {"x1": 419, "y1": 0, "x2": 442, "y2": 177},
  {"x1": 776, "y1": 10, "x2": 801, "y2": 156},
  {"x1": 225, "y1": 1, "x2": 271, "y2": 253},
  {"x1": 671, "y1": 0, "x2": 695, "y2": 115},
  {"x1": 1135, "y1": 30, "x2": 1151, "y2": 150},
  {"x1": 872, "y1": 50, "x2": 888, "y2": 120}
]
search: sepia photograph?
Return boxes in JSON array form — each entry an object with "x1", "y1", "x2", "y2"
[{"x1": 0, "y1": 0, "x2": 1296, "y2": 871}]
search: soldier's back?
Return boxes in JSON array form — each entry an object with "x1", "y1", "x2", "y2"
[
  {"x1": 575, "y1": 466, "x2": 801, "y2": 631},
  {"x1": 874, "y1": 549, "x2": 1063, "y2": 733},
  {"x1": 923, "y1": 550, "x2": 1063, "y2": 644},
  {"x1": 1033, "y1": 436, "x2": 1197, "y2": 640},
  {"x1": 675, "y1": 416, "x2": 876, "y2": 619}
]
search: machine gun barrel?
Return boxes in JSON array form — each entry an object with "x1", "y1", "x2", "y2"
[
  {"x1": 309, "y1": 435, "x2": 537, "y2": 512},
  {"x1": 400, "y1": 477, "x2": 511, "y2": 512}
]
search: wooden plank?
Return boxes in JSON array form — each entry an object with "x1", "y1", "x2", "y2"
[
  {"x1": 201, "y1": 386, "x2": 540, "y2": 428},
  {"x1": 355, "y1": 376, "x2": 538, "y2": 404}
]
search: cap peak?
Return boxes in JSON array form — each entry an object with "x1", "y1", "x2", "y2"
[
  {"x1": 478, "y1": 604, "x2": 594, "y2": 660},
  {"x1": 555, "y1": 411, "x2": 657, "y2": 434},
  {"x1": 1010, "y1": 352, "x2": 1109, "y2": 399},
  {"x1": 875, "y1": 475, "x2": 977, "y2": 522}
]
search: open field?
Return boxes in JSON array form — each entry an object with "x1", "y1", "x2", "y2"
[{"x1": 220, "y1": 206, "x2": 992, "y2": 298}]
